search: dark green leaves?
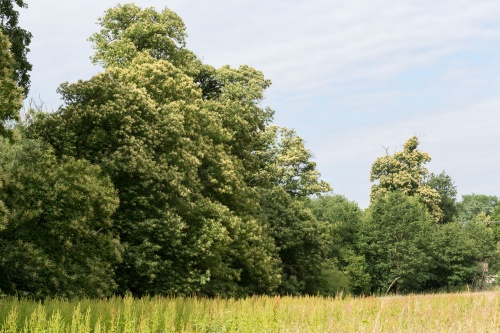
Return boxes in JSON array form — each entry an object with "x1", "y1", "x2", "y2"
[{"x1": 0, "y1": 137, "x2": 120, "y2": 298}]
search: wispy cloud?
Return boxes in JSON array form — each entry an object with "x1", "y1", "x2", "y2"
[{"x1": 20, "y1": 0, "x2": 500, "y2": 206}]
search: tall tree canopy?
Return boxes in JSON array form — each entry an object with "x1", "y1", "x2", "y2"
[
  {"x1": 29, "y1": 53, "x2": 282, "y2": 296},
  {"x1": 370, "y1": 136, "x2": 442, "y2": 221},
  {"x1": 25, "y1": 3, "x2": 334, "y2": 296},
  {"x1": 0, "y1": 0, "x2": 31, "y2": 95}
]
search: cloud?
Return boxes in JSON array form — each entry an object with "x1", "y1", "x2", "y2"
[{"x1": 18, "y1": 0, "x2": 500, "y2": 207}]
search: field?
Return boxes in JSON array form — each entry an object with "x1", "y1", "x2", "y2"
[{"x1": 0, "y1": 291, "x2": 498, "y2": 332}]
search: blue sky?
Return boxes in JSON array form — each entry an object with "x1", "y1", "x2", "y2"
[{"x1": 19, "y1": 0, "x2": 500, "y2": 208}]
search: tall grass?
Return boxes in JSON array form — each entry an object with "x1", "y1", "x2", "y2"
[{"x1": 0, "y1": 291, "x2": 499, "y2": 332}]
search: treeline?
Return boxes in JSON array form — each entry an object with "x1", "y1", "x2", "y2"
[{"x1": 1, "y1": 3, "x2": 499, "y2": 299}]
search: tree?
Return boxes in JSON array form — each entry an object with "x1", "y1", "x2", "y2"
[
  {"x1": 370, "y1": 136, "x2": 442, "y2": 221},
  {"x1": 456, "y1": 194, "x2": 499, "y2": 223},
  {"x1": 309, "y1": 195, "x2": 370, "y2": 294},
  {"x1": 0, "y1": 136, "x2": 121, "y2": 298},
  {"x1": 427, "y1": 222, "x2": 481, "y2": 290},
  {"x1": 27, "y1": 4, "x2": 284, "y2": 296},
  {"x1": 261, "y1": 187, "x2": 331, "y2": 295},
  {"x1": 0, "y1": 30, "x2": 22, "y2": 135},
  {"x1": 360, "y1": 191, "x2": 434, "y2": 293},
  {"x1": 27, "y1": 4, "x2": 336, "y2": 297},
  {"x1": 424, "y1": 171, "x2": 458, "y2": 223},
  {"x1": 256, "y1": 126, "x2": 332, "y2": 295},
  {"x1": 0, "y1": 0, "x2": 32, "y2": 95}
]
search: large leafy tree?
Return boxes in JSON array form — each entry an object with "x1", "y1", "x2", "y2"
[
  {"x1": 0, "y1": 0, "x2": 31, "y2": 95},
  {"x1": 370, "y1": 136, "x2": 442, "y2": 221},
  {"x1": 28, "y1": 4, "x2": 284, "y2": 296},
  {"x1": 0, "y1": 30, "x2": 22, "y2": 135},
  {"x1": 28, "y1": 3, "x2": 334, "y2": 297},
  {"x1": 0, "y1": 136, "x2": 120, "y2": 298}
]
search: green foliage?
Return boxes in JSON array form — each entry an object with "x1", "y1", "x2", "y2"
[
  {"x1": 456, "y1": 194, "x2": 499, "y2": 223},
  {"x1": 0, "y1": 136, "x2": 120, "y2": 298},
  {"x1": 361, "y1": 191, "x2": 434, "y2": 293},
  {"x1": 0, "y1": 0, "x2": 31, "y2": 95},
  {"x1": 310, "y1": 195, "x2": 362, "y2": 250},
  {"x1": 314, "y1": 266, "x2": 351, "y2": 296},
  {"x1": 267, "y1": 126, "x2": 331, "y2": 196},
  {"x1": 370, "y1": 136, "x2": 442, "y2": 221},
  {"x1": 0, "y1": 30, "x2": 22, "y2": 135},
  {"x1": 309, "y1": 195, "x2": 370, "y2": 294},
  {"x1": 16, "y1": 2, "x2": 492, "y2": 298},
  {"x1": 28, "y1": 61, "x2": 275, "y2": 296},
  {"x1": 427, "y1": 222, "x2": 481, "y2": 288},
  {"x1": 27, "y1": 4, "x2": 287, "y2": 297},
  {"x1": 492, "y1": 202, "x2": 500, "y2": 221},
  {"x1": 424, "y1": 171, "x2": 458, "y2": 223},
  {"x1": 261, "y1": 187, "x2": 330, "y2": 295},
  {"x1": 89, "y1": 3, "x2": 198, "y2": 74}
]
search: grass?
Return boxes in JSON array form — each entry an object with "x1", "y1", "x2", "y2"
[{"x1": 0, "y1": 291, "x2": 499, "y2": 332}]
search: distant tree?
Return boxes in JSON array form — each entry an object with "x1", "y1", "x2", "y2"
[
  {"x1": 424, "y1": 171, "x2": 457, "y2": 223},
  {"x1": 0, "y1": 0, "x2": 32, "y2": 95},
  {"x1": 456, "y1": 194, "x2": 499, "y2": 223},
  {"x1": 360, "y1": 191, "x2": 434, "y2": 293},
  {"x1": 370, "y1": 136, "x2": 442, "y2": 221},
  {"x1": 0, "y1": 136, "x2": 121, "y2": 298},
  {"x1": 0, "y1": 30, "x2": 22, "y2": 135}
]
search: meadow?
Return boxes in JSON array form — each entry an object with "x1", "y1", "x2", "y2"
[{"x1": 0, "y1": 291, "x2": 498, "y2": 332}]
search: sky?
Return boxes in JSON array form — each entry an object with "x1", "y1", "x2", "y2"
[{"x1": 18, "y1": 0, "x2": 500, "y2": 208}]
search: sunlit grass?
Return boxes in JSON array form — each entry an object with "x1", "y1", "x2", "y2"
[{"x1": 0, "y1": 291, "x2": 499, "y2": 332}]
